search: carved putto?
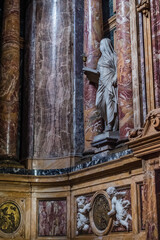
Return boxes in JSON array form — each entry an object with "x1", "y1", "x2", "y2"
[
  {"x1": 96, "y1": 38, "x2": 118, "y2": 132},
  {"x1": 106, "y1": 187, "x2": 132, "y2": 230},
  {"x1": 76, "y1": 196, "x2": 91, "y2": 235}
]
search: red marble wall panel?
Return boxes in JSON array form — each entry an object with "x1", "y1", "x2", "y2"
[
  {"x1": 21, "y1": 0, "x2": 36, "y2": 160},
  {"x1": 38, "y1": 200, "x2": 67, "y2": 236},
  {"x1": 84, "y1": 0, "x2": 103, "y2": 70},
  {"x1": 84, "y1": 0, "x2": 103, "y2": 150},
  {"x1": 0, "y1": 0, "x2": 20, "y2": 159},
  {"x1": 34, "y1": 0, "x2": 73, "y2": 158},
  {"x1": 150, "y1": 0, "x2": 160, "y2": 108},
  {"x1": 116, "y1": 0, "x2": 134, "y2": 138},
  {"x1": 22, "y1": 0, "x2": 74, "y2": 160}
]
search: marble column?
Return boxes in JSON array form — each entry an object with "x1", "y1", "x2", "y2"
[
  {"x1": 130, "y1": 0, "x2": 141, "y2": 128},
  {"x1": 84, "y1": 0, "x2": 103, "y2": 151},
  {"x1": 21, "y1": 0, "x2": 77, "y2": 169},
  {"x1": 0, "y1": 0, "x2": 20, "y2": 160},
  {"x1": 138, "y1": 9, "x2": 147, "y2": 124},
  {"x1": 150, "y1": 0, "x2": 160, "y2": 108},
  {"x1": 116, "y1": 0, "x2": 134, "y2": 138}
]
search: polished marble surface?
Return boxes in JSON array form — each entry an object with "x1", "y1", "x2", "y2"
[
  {"x1": 84, "y1": 0, "x2": 103, "y2": 150},
  {"x1": 0, "y1": 149, "x2": 132, "y2": 176},
  {"x1": 116, "y1": 0, "x2": 134, "y2": 138},
  {"x1": 150, "y1": 0, "x2": 160, "y2": 108},
  {"x1": 0, "y1": 0, "x2": 20, "y2": 159}
]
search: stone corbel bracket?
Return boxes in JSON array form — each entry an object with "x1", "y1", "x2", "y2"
[
  {"x1": 128, "y1": 108, "x2": 160, "y2": 157},
  {"x1": 137, "y1": 0, "x2": 150, "y2": 17}
]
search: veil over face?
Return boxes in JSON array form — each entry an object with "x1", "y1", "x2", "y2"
[
  {"x1": 98, "y1": 38, "x2": 116, "y2": 70},
  {"x1": 100, "y1": 38, "x2": 115, "y2": 59}
]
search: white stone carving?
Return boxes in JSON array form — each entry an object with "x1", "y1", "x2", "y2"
[
  {"x1": 106, "y1": 187, "x2": 132, "y2": 230},
  {"x1": 76, "y1": 196, "x2": 91, "y2": 235},
  {"x1": 96, "y1": 38, "x2": 118, "y2": 132}
]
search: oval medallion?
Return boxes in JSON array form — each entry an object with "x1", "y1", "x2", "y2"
[
  {"x1": 93, "y1": 194, "x2": 110, "y2": 231},
  {"x1": 0, "y1": 202, "x2": 21, "y2": 234},
  {"x1": 90, "y1": 191, "x2": 113, "y2": 236}
]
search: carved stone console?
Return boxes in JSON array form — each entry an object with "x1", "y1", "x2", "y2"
[{"x1": 128, "y1": 108, "x2": 160, "y2": 157}]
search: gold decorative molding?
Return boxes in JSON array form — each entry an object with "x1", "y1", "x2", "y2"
[
  {"x1": 104, "y1": 15, "x2": 116, "y2": 32},
  {"x1": 0, "y1": 199, "x2": 24, "y2": 239},
  {"x1": 137, "y1": 0, "x2": 150, "y2": 17}
]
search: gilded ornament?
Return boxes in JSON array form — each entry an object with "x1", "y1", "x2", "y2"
[{"x1": 0, "y1": 202, "x2": 21, "y2": 234}]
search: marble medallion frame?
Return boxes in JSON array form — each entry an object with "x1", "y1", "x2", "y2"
[{"x1": 89, "y1": 190, "x2": 113, "y2": 236}]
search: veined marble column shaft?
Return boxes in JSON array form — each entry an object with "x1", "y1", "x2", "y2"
[
  {"x1": 0, "y1": 0, "x2": 20, "y2": 160},
  {"x1": 84, "y1": 0, "x2": 103, "y2": 150},
  {"x1": 22, "y1": 0, "x2": 74, "y2": 168},
  {"x1": 150, "y1": 0, "x2": 160, "y2": 108},
  {"x1": 116, "y1": 0, "x2": 134, "y2": 138}
]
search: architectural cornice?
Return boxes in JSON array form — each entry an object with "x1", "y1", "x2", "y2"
[{"x1": 128, "y1": 108, "x2": 160, "y2": 157}]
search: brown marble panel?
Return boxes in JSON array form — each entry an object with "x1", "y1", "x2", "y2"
[
  {"x1": 116, "y1": 0, "x2": 134, "y2": 138},
  {"x1": 38, "y1": 200, "x2": 67, "y2": 236},
  {"x1": 156, "y1": 170, "x2": 160, "y2": 237},
  {"x1": 150, "y1": 0, "x2": 160, "y2": 108},
  {"x1": 0, "y1": 0, "x2": 20, "y2": 159},
  {"x1": 140, "y1": 184, "x2": 145, "y2": 230},
  {"x1": 84, "y1": 0, "x2": 103, "y2": 150},
  {"x1": 144, "y1": 160, "x2": 158, "y2": 240}
]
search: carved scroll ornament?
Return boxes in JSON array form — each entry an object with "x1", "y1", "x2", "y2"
[
  {"x1": 129, "y1": 108, "x2": 160, "y2": 141},
  {"x1": 137, "y1": 0, "x2": 150, "y2": 17}
]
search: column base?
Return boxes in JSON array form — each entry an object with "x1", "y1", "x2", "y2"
[
  {"x1": 91, "y1": 131, "x2": 119, "y2": 159},
  {"x1": 0, "y1": 159, "x2": 25, "y2": 168}
]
